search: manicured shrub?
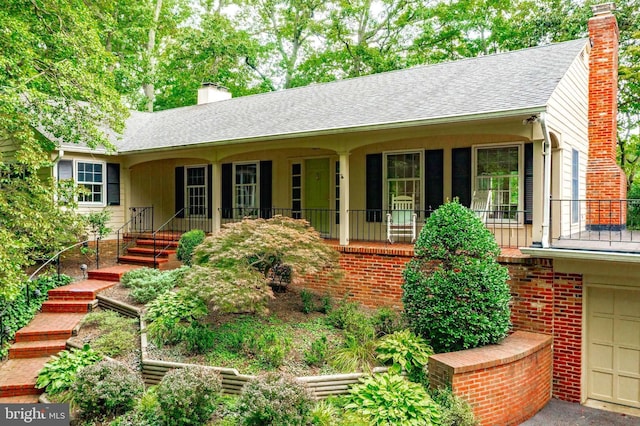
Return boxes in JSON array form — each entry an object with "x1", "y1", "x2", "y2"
[
  {"x1": 72, "y1": 360, "x2": 144, "y2": 419},
  {"x1": 156, "y1": 365, "x2": 223, "y2": 426},
  {"x1": 345, "y1": 372, "x2": 441, "y2": 425},
  {"x1": 176, "y1": 229, "x2": 206, "y2": 265},
  {"x1": 430, "y1": 387, "x2": 478, "y2": 426},
  {"x1": 376, "y1": 329, "x2": 433, "y2": 384},
  {"x1": 238, "y1": 373, "x2": 314, "y2": 426},
  {"x1": 36, "y1": 345, "x2": 102, "y2": 397},
  {"x1": 121, "y1": 266, "x2": 188, "y2": 304},
  {"x1": 402, "y1": 200, "x2": 511, "y2": 353},
  {"x1": 145, "y1": 290, "x2": 208, "y2": 346}
]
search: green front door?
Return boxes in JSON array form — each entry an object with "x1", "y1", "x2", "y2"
[{"x1": 304, "y1": 158, "x2": 331, "y2": 235}]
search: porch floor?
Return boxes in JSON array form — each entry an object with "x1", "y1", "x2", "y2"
[{"x1": 551, "y1": 229, "x2": 640, "y2": 254}]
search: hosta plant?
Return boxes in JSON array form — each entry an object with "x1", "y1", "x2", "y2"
[
  {"x1": 36, "y1": 345, "x2": 102, "y2": 397},
  {"x1": 345, "y1": 372, "x2": 441, "y2": 426},
  {"x1": 376, "y1": 329, "x2": 433, "y2": 382}
]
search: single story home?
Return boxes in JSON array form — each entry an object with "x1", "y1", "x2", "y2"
[{"x1": 13, "y1": 1, "x2": 640, "y2": 414}]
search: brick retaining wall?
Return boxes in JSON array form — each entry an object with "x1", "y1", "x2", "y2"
[
  {"x1": 296, "y1": 245, "x2": 583, "y2": 403},
  {"x1": 429, "y1": 331, "x2": 553, "y2": 425}
]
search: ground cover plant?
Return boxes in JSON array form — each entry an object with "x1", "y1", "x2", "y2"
[
  {"x1": 0, "y1": 274, "x2": 72, "y2": 358},
  {"x1": 403, "y1": 199, "x2": 511, "y2": 353},
  {"x1": 35, "y1": 345, "x2": 103, "y2": 400}
]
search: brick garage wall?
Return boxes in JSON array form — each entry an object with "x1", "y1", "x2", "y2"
[
  {"x1": 429, "y1": 331, "x2": 553, "y2": 426},
  {"x1": 297, "y1": 245, "x2": 584, "y2": 403}
]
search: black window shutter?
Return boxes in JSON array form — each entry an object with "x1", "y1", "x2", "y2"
[
  {"x1": 260, "y1": 160, "x2": 272, "y2": 219},
  {"x1": 106, "y1": 163, "x2": 120, "y2": 206},
  {"x1": 207, "y1": 164, "x2": 213, "y2": 219},
  {"x1": 524, "y1": 143, "x2": 534, "y2": 224},
  {"x1": 175, "y1": 167, "x2": 185, "y2": 218},
  {"x1": 57, "y1": 160, "x2": 73, "y2": 179},
  {"x1": 366, "y1": 153, "x2": 383, "y2": 222},
  {"x1": 221, "y1": 163, "x2": 233, "y2": 219},
  {"x1": 425, "y1": 149, "x2": 444, "y2": 214},
  {"x1": 452, "y1": 147, "x2": 472, "y2": 207}
]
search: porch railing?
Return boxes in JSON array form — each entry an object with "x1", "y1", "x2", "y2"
[
  {"x1": 152, "y1": 208, "x2": 213, "y2": 266},
  {"x1": 550, "y1": 198, "x2": 640, "y2": 248},
  {"x1": 218, "y1": 207, "x2": 531, "y2": 248},
  {"x1": 116, "y1": 206, "x2": 154, "y2": 261}
]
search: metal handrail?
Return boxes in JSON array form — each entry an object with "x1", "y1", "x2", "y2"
[
  {"x1": 116, "y1": 207, "x2": 154, "y2": 262},
  {"x1": 1, "y1": 238, "x2": 91, "y2": 350},
  {"x1": 152, "y1": 208, "x2": 185, "y2": 267}
]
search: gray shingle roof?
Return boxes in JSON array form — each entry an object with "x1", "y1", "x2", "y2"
[{"x1": 116, "y1": 38, "x2": 588, "y2": 153}]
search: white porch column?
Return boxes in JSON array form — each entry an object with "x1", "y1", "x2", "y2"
[
  {"x1": 339, "y1": 152, "x2": 350, "y2": 246},
  {"x1": 211, "y1": 161, "x2": 222, "y2": 234}
]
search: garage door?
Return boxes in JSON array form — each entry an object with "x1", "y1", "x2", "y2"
[{"x1": 588, "y1": 286, "x2": 640, "y2": 408}]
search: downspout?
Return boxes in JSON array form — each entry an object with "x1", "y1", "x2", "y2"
[{"x1": 539, "y1": 113, "x2": 552, "y2": 248}]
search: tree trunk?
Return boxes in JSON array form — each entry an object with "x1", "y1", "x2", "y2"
[{"x1": 144, "y1": 0, "x2": 163, "y2": 112}]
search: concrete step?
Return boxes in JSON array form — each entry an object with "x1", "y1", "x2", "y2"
[
  {"x1": 41, "y1": 300, "x2": 96, "y2": 313},
  {"x1": 47, "y1": 279, "x2": 116, "y2": 301},
  {"x1": 14, "y1": 313, "x2": 84, "y2": 343},
  {"x1": 126, "y1": 247, "x2": 176, "y2": 257},
  {"x1": 9, "y1": 340, "x2": 67, "y2": 359},
  {"x1": 0, "y1": 357, "x2": 49, "y2": 397},
  {"x1": 88, "y1": 265, "x2": 140, "y2": 281}
]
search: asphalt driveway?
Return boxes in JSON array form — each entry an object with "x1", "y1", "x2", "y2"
[{"x1": 521, "y1": 399, "x2": 640, "y2": 425}]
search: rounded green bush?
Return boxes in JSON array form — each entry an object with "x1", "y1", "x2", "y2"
[
  {"x1": 156, "y1": 365, "x2": 222, "y2": 426},
  {"x1": 72, "y1": 360, "x2": 144, "y2": 419},
  {"x1": 177, "y1": 229, "x2": 206, "y2": 265},
  {"x1": 238, "y1": 373, "x2": 314, "y2": 425},
  {"x1": 402, "y1": 200, "x2": 511, "y2": 353}
]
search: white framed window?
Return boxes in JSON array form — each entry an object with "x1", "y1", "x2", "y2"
[
  {"x1": 234, "y1": 162, "x2": 259, "y2": 217},
  {"x1": 383, "y1": 151, "x2": 423, "y2": 212},
  {"x1": 185, "y1": 165, "x2": 207, "y2": 217},
  {"x1": 76, "y1": 161, "x2": 105, "y2": 205},
  {"x1": 474, "y1": 144, "x2": 522, "y2": 221}
]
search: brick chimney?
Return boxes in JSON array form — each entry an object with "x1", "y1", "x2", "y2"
[
  {"x1": 197, "y1": 83, "x2": 232, "y2": 105},
  {"x1": 586, "y1": 2, "x2": 627, "y2": 230}
]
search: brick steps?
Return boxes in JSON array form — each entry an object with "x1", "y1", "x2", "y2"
[
  {"x1": 117, "y1": 255, "x2": 169, "y2": 267},
  {"x1": 135, "y1": 239, "x2": 179, "y2": 248},
  {"x1": 126, "y1": 247, "x2": 176, "y2": 257},
  {"x1": 14, "y1": 313, "x2": 85, "y2": 342},
  {"x1": 88, "y1": 265, "x2": 139, "y2": 281},
  {"x1": 41, "y1": 300, "x2": 97, "y2": 313},
  {"x1": 0, "y1": 358, "x2": 50, "y2": 397},
  {"x1": 0, "y1": 394, "x2": 41, "y2": 403},
  {"x1": 47, "y1": 279, "x2": 116, "y2": 300},
  {"x1": 9, "y1": 340, "x2": 68, "y2": 359},
  {"x1": 0, "y1": 270, "x2": 131, "y2": 401}
]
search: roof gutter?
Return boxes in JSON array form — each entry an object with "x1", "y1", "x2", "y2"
[
  {"x1": 539, "y1": 112, "x2": 552, "y2": 248},
  {"x1": 116, "y1": 106, "x2": 548, "y2": 155}
]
